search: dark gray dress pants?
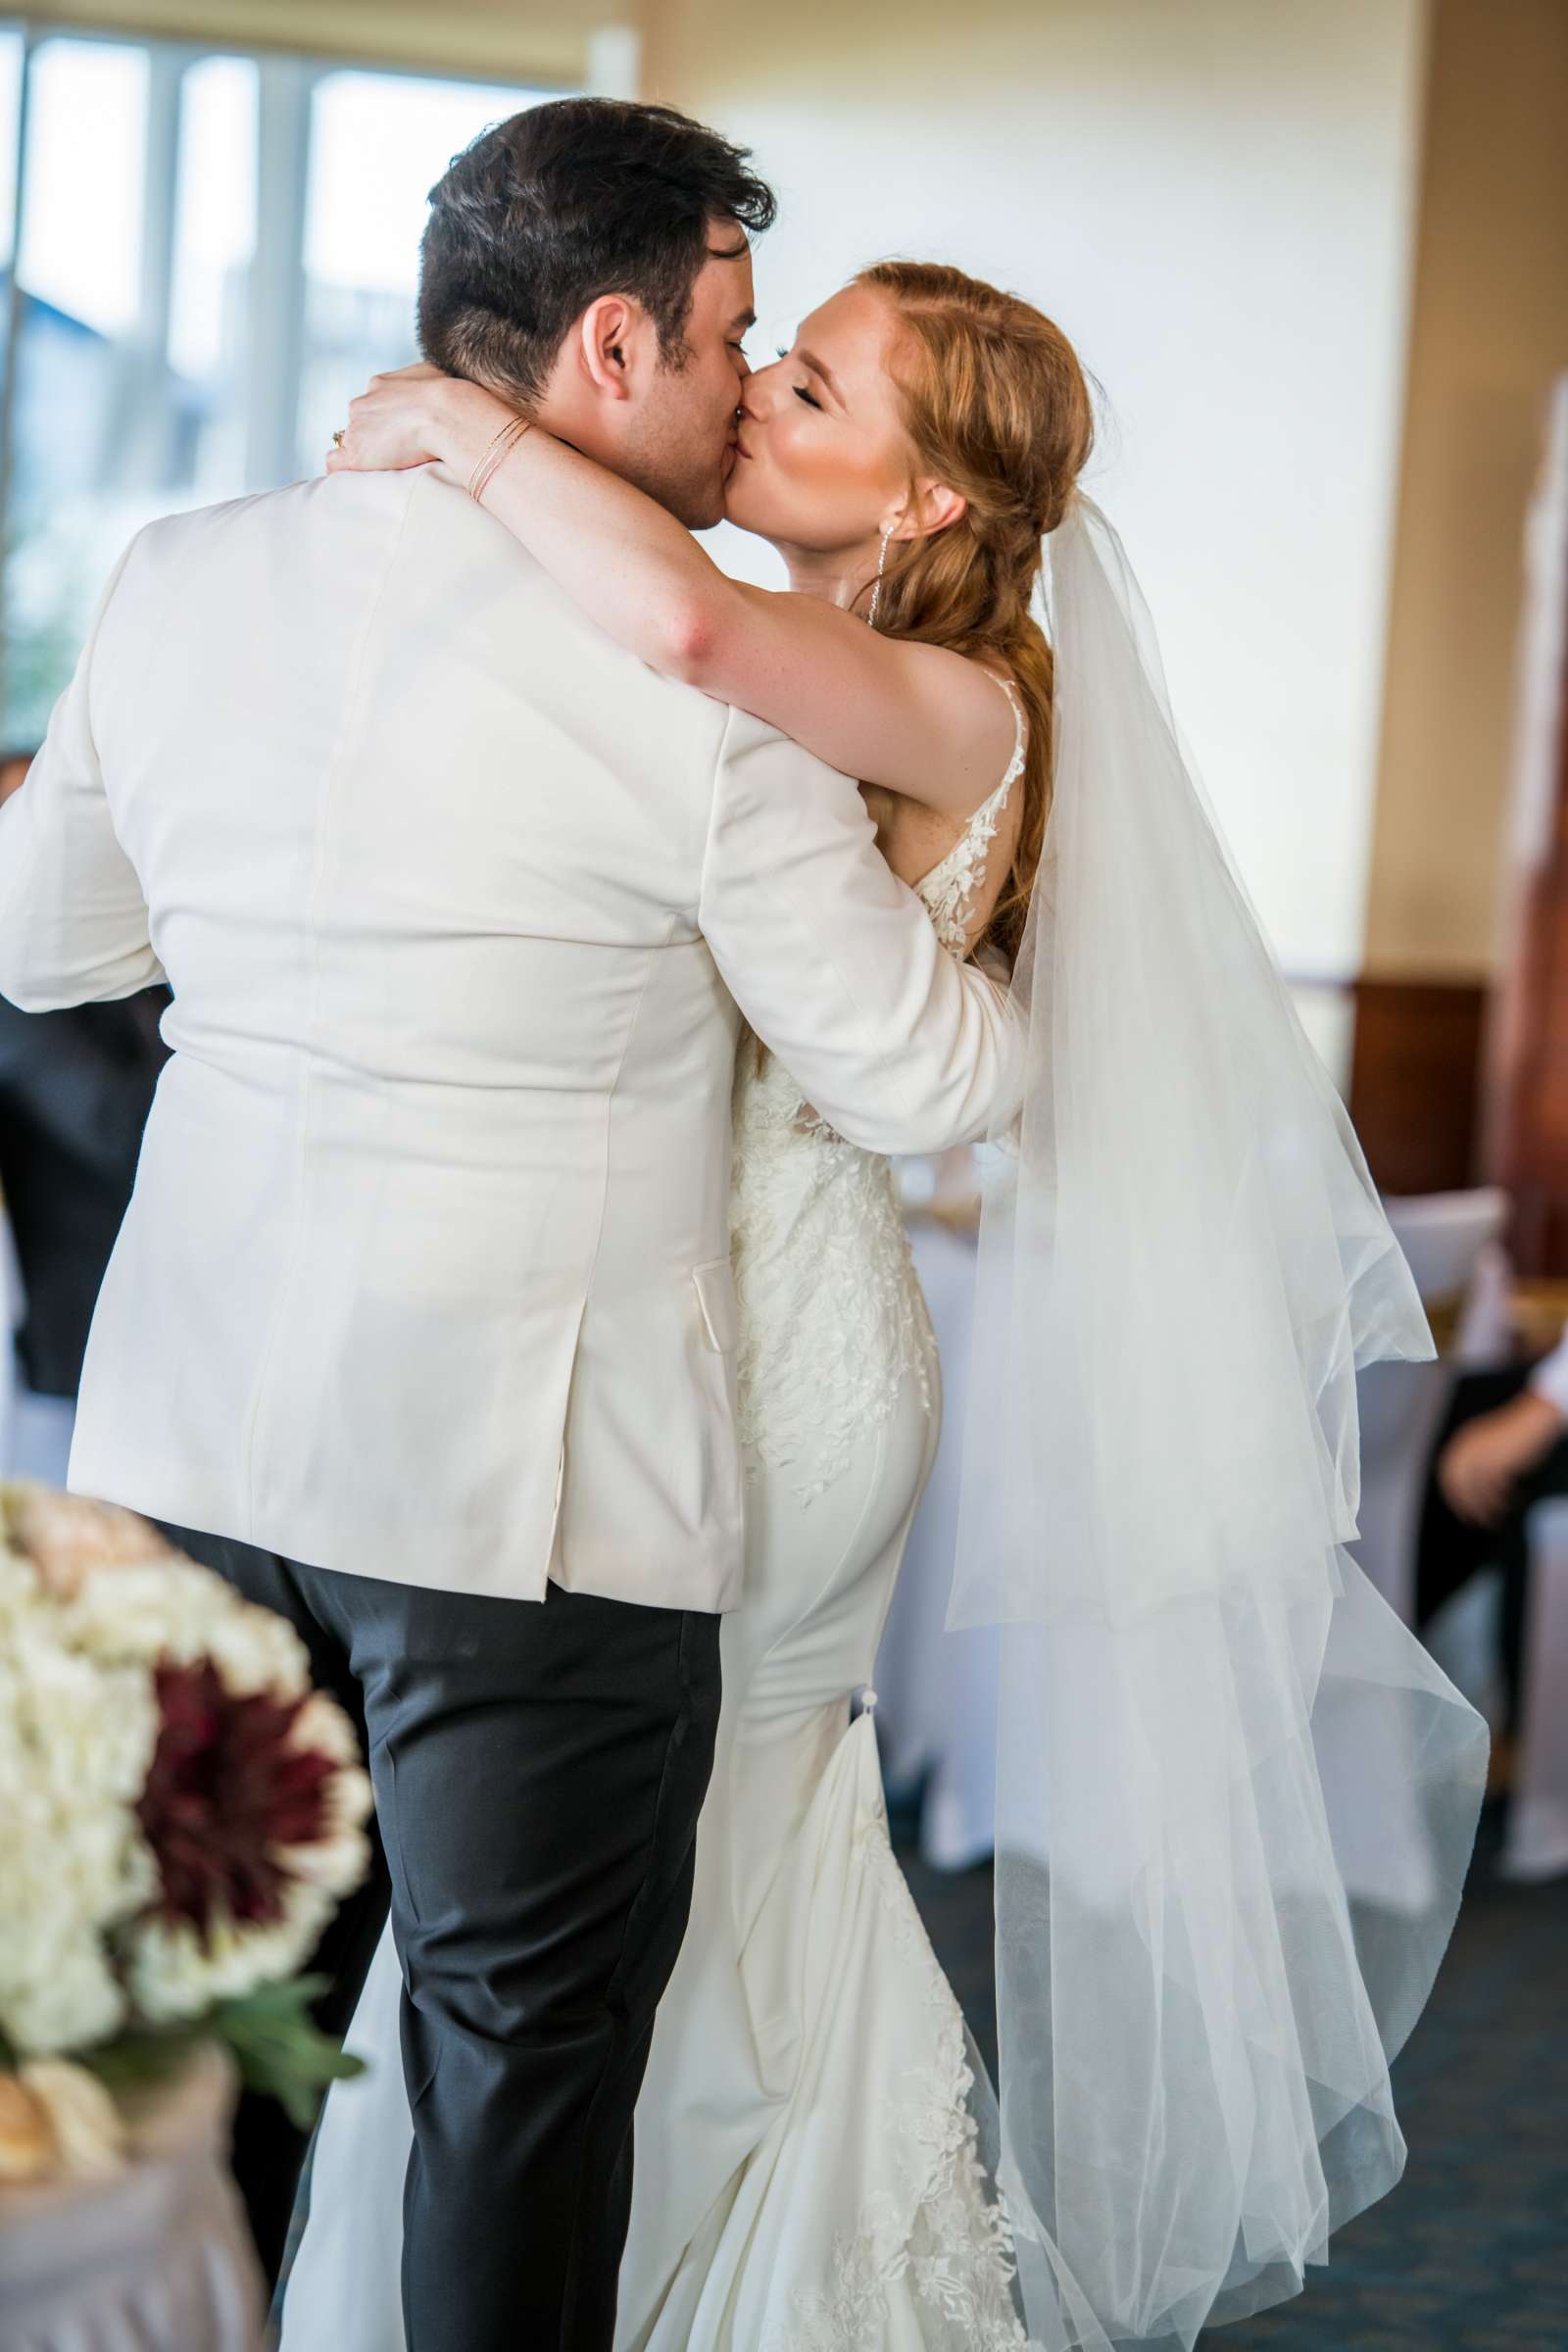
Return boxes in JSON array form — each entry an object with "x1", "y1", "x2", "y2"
[{"x1": 154, "y1": 1520, "x2": 722, "y2": 2352}]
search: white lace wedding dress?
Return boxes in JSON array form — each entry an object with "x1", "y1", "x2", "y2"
[{"x1": 280, "y1": 686, "x2": 1030, "y2": 2352}]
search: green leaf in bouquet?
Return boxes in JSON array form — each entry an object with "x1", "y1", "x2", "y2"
[
  {"x1": 211, "y1": 1976, "x2": 368, "y2": 2133},
  {"x1": 81, "y1": 2024, "x2": 207, "y2": 2097}
]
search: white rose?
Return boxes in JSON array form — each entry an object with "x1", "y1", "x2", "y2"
[
  {"x1": 0, "y1": 1547, "x2": 39, "y2": 1636},
  {"x1": 0, "y1": 1623, "x2": 154, "y2": 2057},
  {"x1": 2, "y1": 1489, "x2": 370, "y2": 2055},
  {"x1": 2, "y1": 1485, "x2": 173, "y2": 1597},
  {"x1": 62, "y1": 1557, "x2": 231, "y2": 1666},
  {"x1": 126, "y1": 1871, "x2": 339, "y2": 2021},
  {"x1": 277, "y1": 1693, "x2": 375, "y2": 1899},
  {"x1": 202, "y1": 1601, "x2": 312, "y2": 1698},
  {"x1": 1, "y1": 1936, "x2": 126, "y2": 2057}
]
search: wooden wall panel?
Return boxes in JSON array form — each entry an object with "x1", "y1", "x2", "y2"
[
  {"x1": 1348, "y1": 977, "x2": 1489, "y2": 1199},
  {"x1": 1481, "y1": 616, "x2": 1568, "y2": 1274}
]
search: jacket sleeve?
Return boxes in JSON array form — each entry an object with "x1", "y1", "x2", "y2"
[
  {"x1": 0, "y1": 539, "x2": 165, "y2": 1013},
  {"x1": 697, "y1": 703, "x2": 1024, "y2": 1156}
]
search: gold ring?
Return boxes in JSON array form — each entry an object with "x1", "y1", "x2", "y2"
[{"x1": 331, "y1": 428, "x2": 346, "y2": 450}]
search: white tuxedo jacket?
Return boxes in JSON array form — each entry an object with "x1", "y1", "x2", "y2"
[{"x1": 0, "y1": 468, "x2": 1020, "y2": 1609}]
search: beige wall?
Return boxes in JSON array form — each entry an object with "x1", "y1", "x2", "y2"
[
  {"x1": 1361, "y1": 0, "x2": 1568, "y2": 982},
  {"x1": 645, "y1": 0, "x2": 1428, "y2": 990},
  {"x1": 42, "y1": 0, "x2": 1557, "y2": 996}
]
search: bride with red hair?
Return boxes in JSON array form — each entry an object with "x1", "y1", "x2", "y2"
[{"x1": 289, "y1": 255, "x2": 1484, "y2": 2350}]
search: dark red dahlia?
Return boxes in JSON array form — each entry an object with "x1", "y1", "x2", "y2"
[{"x1": 135, "y1": 1659, "x2": 335, "y2": 1936}]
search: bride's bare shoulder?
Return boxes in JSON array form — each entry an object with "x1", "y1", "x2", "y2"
[{"x1": 858, "y1": 656, "x2": 1024, "y2": 889}]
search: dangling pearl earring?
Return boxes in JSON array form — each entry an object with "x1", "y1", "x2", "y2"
[{"x1": 866, "y1": 522, "x2": 895, "y2": 629}]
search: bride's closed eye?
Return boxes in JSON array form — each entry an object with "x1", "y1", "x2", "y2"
[
  {"x1": 774, "y1": 350, "x2": 822, "y2": 411},
  {"x1": 776, "y1": 360, "x2": 822, "y2": 413}
]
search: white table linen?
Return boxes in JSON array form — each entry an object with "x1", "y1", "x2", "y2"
[
  {"x1": 0, "y1": 2042, "x2": 266, "y2": 2352},
  {"x1": 1349, "y1": 1189, "x2": 1510, "y2": 1622}
]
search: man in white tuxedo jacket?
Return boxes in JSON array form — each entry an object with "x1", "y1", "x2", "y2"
[{"x1": 0, "y1": 102, "x2": 1021, "y2": 2351}]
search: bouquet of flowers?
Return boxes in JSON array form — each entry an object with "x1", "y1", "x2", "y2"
[{"x1": 0, "y1": 1482, "x2": 373, "y2": 2186}]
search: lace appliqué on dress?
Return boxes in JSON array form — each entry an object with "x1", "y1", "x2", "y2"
[
  {"x1": 759, "y1": 1756, "x2": 1030, "y2": 2352},
  {"x1": 729, "y1": 1050, "x2": 937, "y2": 1506}
]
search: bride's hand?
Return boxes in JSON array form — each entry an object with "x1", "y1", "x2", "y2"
[{"x1": 324, "y1": 364, "x2": 516, "y2": 478}]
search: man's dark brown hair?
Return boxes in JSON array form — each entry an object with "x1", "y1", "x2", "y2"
[{"x1": 418, "y1": 97, "x2": 776, "y2": 405}]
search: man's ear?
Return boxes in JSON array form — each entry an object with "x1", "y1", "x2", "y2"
[
  {"x1": 894, "y1": 479, "x2": 967, "y2": 541},
  {"x1": 573, "y1": 294, "x2": 651, "y2": 403}
]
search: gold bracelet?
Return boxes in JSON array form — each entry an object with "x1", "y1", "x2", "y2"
[{"x1": 467, "y1": 416, "x2": 532, "y2": 506}]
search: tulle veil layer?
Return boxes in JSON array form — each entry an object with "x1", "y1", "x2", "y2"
[{"x1": 951, "y1": 497, "x2": 1489, "y2": 2347}]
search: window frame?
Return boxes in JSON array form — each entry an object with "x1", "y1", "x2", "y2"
[{"x1": 0, "y1": 21, "x2": 568, "y2": 726}]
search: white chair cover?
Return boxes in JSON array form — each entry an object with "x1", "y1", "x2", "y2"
[
  {"x1": 1503, "y1": 1496, "x2": 1568, "y2": 1880},
  {"x1": 1349, "y1": 1189, "x2": 1511, "y2": 1621}
]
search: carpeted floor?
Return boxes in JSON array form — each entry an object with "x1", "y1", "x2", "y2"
[
  {"x1": 280, "y1": 1799, "x2": 1562, "y2": 2345},
  {"x1": 896, "y1": 1800, "x2": 1568, "y2": 2351}
]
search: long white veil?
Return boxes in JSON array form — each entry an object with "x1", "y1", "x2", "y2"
[{"x1": 952, "y1": 495, "x2": 1490, "y2": 2346}]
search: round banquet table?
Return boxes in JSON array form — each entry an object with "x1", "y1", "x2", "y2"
[{"x1": 0, "y1": 2041, "x2": 267, "y2": 2352}]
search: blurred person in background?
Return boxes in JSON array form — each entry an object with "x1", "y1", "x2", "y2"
[
  {"x1": 0, "y1": 749, "x2": 169, "y2": 1483},
  {"x1": 1418, "y1": 1321, "x2": 1568, "y2": 1777}
]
